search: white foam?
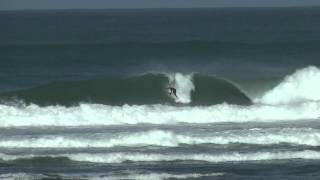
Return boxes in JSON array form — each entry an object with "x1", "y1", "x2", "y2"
[
  {"x1": 0, "y1": 101, "x2": 320, "y2": 127},
  {"x1": 0, "y1": 172, "x2": 224, "y2": 180},
  {"x1": 1, "y1": 150, "x2": 319, "y2": 163},
  {"x1": 68, "y1": 150, "x2": 320, "y2": 163},
  {"x1": 1, "y1": 129, "x2": 320, "y2": 148},
  {"x1": 0, "y1": 173, "x2": 48, "y2": 180},
  {"x1": 167, "y1": 73, "x2": 194, "y2": 103},
  {"x1": 94, "y1": 172, "x2": 224, "y2": 180},
  {"x1": 257, "y1": 66, "x2": 320, "y2": 105}
]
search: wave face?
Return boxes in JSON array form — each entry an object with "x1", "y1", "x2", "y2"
[
  {"x1": 0, "y1": 73, "x2": 251, "y2": 106},
  {"x1": 3, "y1": 66, "x2": 319, "y2": 107}
]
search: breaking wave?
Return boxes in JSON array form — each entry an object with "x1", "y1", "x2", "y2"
[
  {"x1": 0, "y1": 102, "x2": 319, "y2": 127},
  {"x1": 0, "y1": 66, "x2": 319, "y2": 127},
  {"x1": 257, "y1": 66, "x2": 320, "y2": 104},
  {"x1": 1, "y1": 66, "x2": 319, "y2": 107}
]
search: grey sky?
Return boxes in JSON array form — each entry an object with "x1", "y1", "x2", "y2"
[{"x1": 1, "y1": 0, "x2": 320, "y2": 10}]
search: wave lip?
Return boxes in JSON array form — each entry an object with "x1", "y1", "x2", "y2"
[
  {"x1": 1, "y1": 150, "x2": 319, "y2": 163},
  {"x1": 1, "y1": 129, "x2": 320, "y2": 148}
]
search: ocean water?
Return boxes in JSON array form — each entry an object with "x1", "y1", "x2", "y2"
[{"x1": 0, "y1": 7, "x2": 320, "y2": 179}]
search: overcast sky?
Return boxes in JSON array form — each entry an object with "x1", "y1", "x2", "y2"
[{"x1": 1, "y1": 0, "x2": 320, "y2": 10}]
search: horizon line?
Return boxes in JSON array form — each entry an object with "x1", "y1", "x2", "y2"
[{"x1": 1, "y1": 5, "x2": 320, "y2": 12}]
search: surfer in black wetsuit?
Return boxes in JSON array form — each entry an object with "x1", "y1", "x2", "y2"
[{"x1": 168, "y1": 87, "x2": 178, "y2": 97}]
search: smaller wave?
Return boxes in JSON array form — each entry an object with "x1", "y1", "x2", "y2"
[
  {"x1": 0, "y1": 172, "x2": 224, "y2": 180},
  {"x1": 1, "y1": 129, "x2": 319, "y2": 148},
  {"x1": 257, "y1": 66, "x2": 320, "y2": 104},
  {"x1": 99, "y1": 172, "x2": 224, "y2": 180},
  {"x1": 1, "y1": 150, "x2": 320, "y2": 163}
]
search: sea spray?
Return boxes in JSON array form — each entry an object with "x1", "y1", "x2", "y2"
[
  {"x1": 167, "y1": 73, "x2": 195, "y2": 103},
  {"x1": 256, "y1": 66, "x2": 320, "y2": 104}
]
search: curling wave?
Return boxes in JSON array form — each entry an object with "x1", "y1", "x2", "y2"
[
  {"x1": 0, "y1": 73, "x2": 251, "y2": 106},
  {"x1": 2, "y1": 66, "x2": 319, "y2": 107}
]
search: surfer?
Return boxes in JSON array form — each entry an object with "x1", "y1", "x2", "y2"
[{"x1": 168, "y1": 87, "x2": 178, "y2": 97}]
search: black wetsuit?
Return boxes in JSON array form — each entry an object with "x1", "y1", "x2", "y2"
[{"x1": 169, "y1": 87, "x2": 177, "y2": 97}]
